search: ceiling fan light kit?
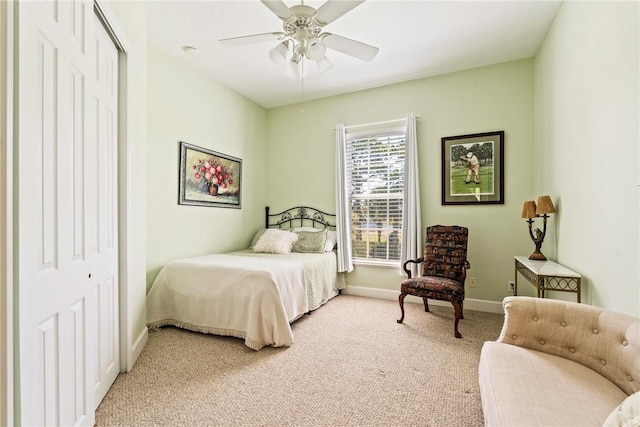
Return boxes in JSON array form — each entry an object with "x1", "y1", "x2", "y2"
[
  {"x1": 220, "y1": 0, "x2": 379, "y2": 79},
  {"x1": 269, "y1": 41, "x2": 290, "y2": 66},
  {"x1": 285, "y1": 56, "x2": 306, "y2": 79},
  {"x1": 316, "y1": 56, "x2": 333, "y2": 73},
  {"x1": 306, "y1": 36, "x2": 326, "y2": 61}
]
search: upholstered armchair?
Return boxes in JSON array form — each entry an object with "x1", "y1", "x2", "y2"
[{"x1": 397, "y1": 225, "x2": 470, "y2": 338}]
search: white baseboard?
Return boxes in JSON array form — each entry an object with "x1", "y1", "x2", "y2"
[
  {"x1": 129, "y1": 327, "x2": 148, "y2": 372},
  {"x1": 342, "y1": 286, "x2": 504, "y2": 314}
]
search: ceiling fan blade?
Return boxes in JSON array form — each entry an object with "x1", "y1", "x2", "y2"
[
  {"x1": 260, "y1": 0, "x2": 293, "y2": 20},
  {"x1": 323, "y1": 34, "x2": 379, "y2": 62},
  {"x1": 315, "y1": 0, "x2": 365, "y2": 25},
  {"x1": 220, "y1": 32, "x2": 285, "y2": 47}
]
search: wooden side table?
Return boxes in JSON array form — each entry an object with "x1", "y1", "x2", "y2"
[{"x1": 514, "y1": 256, "x2": 582, "y2": 303}]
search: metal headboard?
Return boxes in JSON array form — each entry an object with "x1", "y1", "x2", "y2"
[{"x1": 265, "y1": 206, "x2": 336, "y2": 230}]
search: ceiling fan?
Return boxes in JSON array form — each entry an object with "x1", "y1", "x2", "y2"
[{"x1": 219, "y1": 0, "x2": 379, "y2": 79}]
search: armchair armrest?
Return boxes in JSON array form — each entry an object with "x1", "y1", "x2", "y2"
[
  {"x1": 402, "y1": 258, "x2": 423, "y2": 279},
  {"x1": 462, "y1": 260, "x2": 470, "y2": 281}
]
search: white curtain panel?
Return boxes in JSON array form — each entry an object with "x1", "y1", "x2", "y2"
[
  {"x1": 335, "y1": 123, "x2": 354, "y2": 273},
  {"x1": 401, "y1": 113, "x2": 422, "y2": 277}
]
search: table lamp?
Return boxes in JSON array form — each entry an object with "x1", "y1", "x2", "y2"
[{"x1": 521, "y1": 195, "x2": 556, "y2": 261}]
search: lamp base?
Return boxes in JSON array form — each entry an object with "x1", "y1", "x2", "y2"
[{"x1": 528, "y1": 251, "x2": 547, "y2": 261}]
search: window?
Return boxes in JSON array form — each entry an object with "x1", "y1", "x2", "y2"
[{"x1": 346, "y1": 129, "x2": 405, "y2": 264}]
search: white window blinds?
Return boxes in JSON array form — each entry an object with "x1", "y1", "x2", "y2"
[{"x1": 346, "y1": 130, "x2": 406, "y2": 262}]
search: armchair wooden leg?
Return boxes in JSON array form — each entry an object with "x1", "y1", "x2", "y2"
[
  {"x1": 452, "y1": 301, "x2": 462, "y2": 339},
  {"x1": 397, "y1": 293, "x2": 407, "y2": 323},
  {"x1": 422, "y1": 297, "x2": 430, "y2": 313}
]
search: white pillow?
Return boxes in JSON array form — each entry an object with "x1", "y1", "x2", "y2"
[
  {"x1": 324, "y1": 231, "x2": 337, "y2": 252},
  {"x1": 293, "y1": 227, "x2": 338, "y2": 252},
  {"x1": 249, "y1": 228, "x2": 267, "y2": 248},
  {"x1": 603, "y1": 391, "x2": 640, "y2": 427},
  {"x1": 252, "y1": 229, "x2": 298, "y2": 254}
]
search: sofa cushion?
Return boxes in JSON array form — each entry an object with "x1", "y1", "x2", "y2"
[
  {"x1": 400, "y1": 276, "x2": 464, "y2": 300},
  {"x1": 479, "y1": 341, "x2": 627, "y2": 427}
]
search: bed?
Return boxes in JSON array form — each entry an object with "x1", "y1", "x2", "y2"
[{"x1": 146, "y1": 206, "x2": 346, "y2": 350}]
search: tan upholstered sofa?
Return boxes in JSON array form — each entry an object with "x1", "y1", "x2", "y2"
[{"x1": 479, "y1": 296, "x2": 640, "y2": 427}]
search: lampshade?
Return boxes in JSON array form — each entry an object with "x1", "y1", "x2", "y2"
[
  {"x1": 521, "y1": 201, "x2": 537, "y2": 219},
  {"x1": 285, "y1": 56, "x2": 307, "y2": 79},
  {"x1": 536, "y1": 195, "x2": 556, "y2": 215},
  {"x1": 306, "y1": 37, "x2": 326, "y2": 61},
  {"x1": 285, "y1": 60, "x2": 301, "y2": 79},
  {"x1": 316, "y1": 56, "x2": 333, "y2": 73},
  {"x1": 269, "y1": 42, "x2": 289, "y2": 68}
]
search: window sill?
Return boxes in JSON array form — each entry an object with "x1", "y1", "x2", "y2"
[{"x1": 352, "y1": 259, "x2": 399, "y2": 268}]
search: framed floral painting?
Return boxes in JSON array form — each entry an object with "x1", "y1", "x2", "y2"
[{"x1": 178, "y1": 141, "x2": 242, "y2": 208}]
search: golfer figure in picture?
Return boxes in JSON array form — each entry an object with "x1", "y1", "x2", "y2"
[{"x1": 460, "y1": 151, "x2": 480, "y2": 184}]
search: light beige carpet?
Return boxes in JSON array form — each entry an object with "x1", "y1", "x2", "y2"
[{"x1": 96, "y1": 295, "x2": 504, "y2": 426}]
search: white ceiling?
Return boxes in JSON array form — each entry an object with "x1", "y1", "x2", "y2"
[{"x1": 143, "y1": 0, "x2": 562, "y2": 109}]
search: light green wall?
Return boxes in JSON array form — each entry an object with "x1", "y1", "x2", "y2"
[
  {"x1": 533, "y1": 1, "x2": 639, "y2": 316},
  {"x1": 140, "y1": 1, "x2": 639, "y2": 315},
  {"x1": 266, "y1": 60, "x2": 536, "y2": 302},
  {"x1": 145, "y1": 44, "x2": 268, "y2": 291}
]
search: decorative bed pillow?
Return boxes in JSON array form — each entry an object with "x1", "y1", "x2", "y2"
[
  {"x1": 292, "y1": 229, "x2": 328, "y2": 253},
  {"x1": 324, "y1": 230, "x2": 337, "y2": 252},
  {"x1": 250, "y1": 228, "x2": 267, "y2": 248},
  {"x1": 252, "y1": 229, "x2": 298, "y2": 254},
  {"x1": 293, "y1": 227, "x2": 337, "y2": 252},
  {"x1": 603, "y1": 391, "x2": 640, "y2": 427}
]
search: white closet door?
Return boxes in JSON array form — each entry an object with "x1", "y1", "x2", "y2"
[
  {"x1": 17, "y1": 1, "x2": 119, "y2": 425},
  {"x1": 91, "y1": 11, "x2": 120, "y2": 407}
]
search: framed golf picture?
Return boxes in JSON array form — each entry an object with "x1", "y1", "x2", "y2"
[{"x1": 441, "y1": 131, "x2": 504, "y2": 205}]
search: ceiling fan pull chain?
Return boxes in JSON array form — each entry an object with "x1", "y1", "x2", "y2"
[{"x1": 300, "y1": 74, "x2": 305, "y2": 113}]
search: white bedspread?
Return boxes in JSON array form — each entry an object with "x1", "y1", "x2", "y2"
[{"x1": 147, "y1": 251, "x2": 340, "y2": 350}]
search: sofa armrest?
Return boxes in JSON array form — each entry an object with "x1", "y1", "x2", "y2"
[{"x1": 497, "y1": 296, "x2": 640, "y2": 396}]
